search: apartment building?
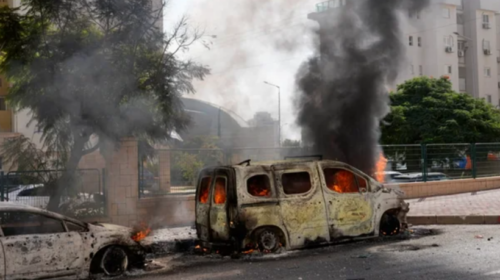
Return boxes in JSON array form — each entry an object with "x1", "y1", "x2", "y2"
[{"x1": 311, "y1": 0, "x2": 500, "y2": 106}]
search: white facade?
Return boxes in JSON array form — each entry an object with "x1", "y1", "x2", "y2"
[{"x1": 399, "y1": 0, "x2": 500, "y2": 106}]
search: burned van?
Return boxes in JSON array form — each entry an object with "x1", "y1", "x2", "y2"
[{"x1": 195, "y1": 159, "x2": 408, "y2": 253}]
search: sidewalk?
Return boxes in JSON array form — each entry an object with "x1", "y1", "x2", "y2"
[{"x1": 407, "y1": 188, "x2": 500, "y2": 224}]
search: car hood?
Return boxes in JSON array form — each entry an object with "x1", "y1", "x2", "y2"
[{"x1": 90, "y1": 223, "x2": 132, "y2": 233}]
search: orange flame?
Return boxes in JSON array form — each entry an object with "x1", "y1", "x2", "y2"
[
  {"x1": 214, "y1": 178, "x2": 227, "y2": 204},
  {"x1": 131, "y1": 223, "x2": 151, "y2": 242},
  {"x1": 248, "y1": 183, "x2": 271, "y2": 197},
  {"x1": 375, "y1": 153, "x2": 388, "y2": 183},
  {"x1": 199, "y1": 177, "x2": 211, "y2": 204},
  {"x1": 331, "y1": 170, "x2": 358, "y2": 193}
]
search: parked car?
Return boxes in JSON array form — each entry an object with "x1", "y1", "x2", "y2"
[
  {"x1": 374, "y1": 171, "x2": 404, "y2": 183},
  {"x1": 0, "y1": 202, "x2": 146, "y2": 279},
  {"x1": 392, "y1": 172, "x2": 449, "y2": 183},
  {"x1": 195, "y1": 159, "x2": 408, "y2": 253}
]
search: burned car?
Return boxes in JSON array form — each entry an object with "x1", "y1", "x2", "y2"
[
  {"x1": 0, "y1": 203, "x2": 146, "y2": 279},
  {"x1": 195, "y1": 159, "x2": 409, "y2": 253}
]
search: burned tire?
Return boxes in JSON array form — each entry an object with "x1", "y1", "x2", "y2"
[
  {"x1": 380, "y1": 213, "x2": 401, "y2": 236},
  {"x1": 99, "y1": 246, "x2": 129, "y2": 277},
  {"x1": 255, "y1": 228, "x2": 280, "y2": 253}
]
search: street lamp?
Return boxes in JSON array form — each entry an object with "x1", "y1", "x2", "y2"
[{"x1": 263, "y1": 81, "x2": 281, "y2": 147}]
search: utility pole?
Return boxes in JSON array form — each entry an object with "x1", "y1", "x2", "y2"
[{"x1": 264, "y1": 81, "x2": 281, "y2": 147}]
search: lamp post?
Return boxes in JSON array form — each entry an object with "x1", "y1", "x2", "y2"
[{"x1": 263, "y1": 81, "x2": 281, "y2": 147}]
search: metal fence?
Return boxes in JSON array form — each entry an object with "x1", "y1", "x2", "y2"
[
  {"x1": 382, "y1": 143, "x2": 500, "y2": 181},
  {"x1": 138, "y1": 147, "x2": 313, "y2": 198},
  {"x1": 0, "y1": 169, "x2": 106, "y2": 218},
  {"x1": 138, "y1": 143, "x2": 500, "y2": 197}
]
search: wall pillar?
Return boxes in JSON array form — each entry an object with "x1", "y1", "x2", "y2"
[{"x1": 158, "y1": 150, "x2": 171, "y2": 193}]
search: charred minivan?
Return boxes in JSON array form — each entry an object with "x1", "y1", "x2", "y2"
[{"x1": 195, "y1": 159, "x2": 409, "y2": 253}]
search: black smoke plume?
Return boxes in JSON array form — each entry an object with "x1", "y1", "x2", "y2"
[{"x1": 296, "y1": 0, "x2": 429, "y2": 175}]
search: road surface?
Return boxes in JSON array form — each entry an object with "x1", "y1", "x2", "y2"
[{"x1": 129, "y1": 225, "x2": 500, "y2": 280}]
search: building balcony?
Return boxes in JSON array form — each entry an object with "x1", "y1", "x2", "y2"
[{"x1": 315, "y1": 0, "x2": 347, "y2": 13}]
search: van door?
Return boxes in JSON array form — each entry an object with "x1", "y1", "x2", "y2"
[
  {"x1": 208, "y1": 168, "x2": 233, "y2": 242},
  {"x1": 274, "y1": 163, "x2": 330, "y2": 249},
  {"x1": 195, "y1": 169, "x2": 214, "y2": 242},
  {"x1": 318, "y1": 163, "x2": 375, "y2": 238}
]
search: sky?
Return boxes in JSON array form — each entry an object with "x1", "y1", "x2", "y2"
[{"x1": 163, "y1": 0, "x2": 320, "y2": 140}]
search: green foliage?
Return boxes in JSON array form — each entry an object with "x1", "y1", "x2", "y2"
[
  {"x1": 382, "y1": 76, "x2": 500, "y2": 145},
  {"x1": 0, "y1": 1, "x2": 209, "y2": 209},
  {"x1": 171, "y1": 136, "x2": 224, "y2": 185}
]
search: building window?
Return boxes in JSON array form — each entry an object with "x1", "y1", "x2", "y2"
[
  {"x1": 444, "y1": 65, "x2": 452, "y2": 75},
  {"x1": 444, "y1": 36, "x2": 454, "y2": 47},
  {"x1": 483, "y1": 40, "x2": 491, "y2": 51},
  {"x1": 484, "y1": 67, "x2": 491, "y2": 77},
  {"x1": 457, "y1": 13, "x2": 464, "y2": 24},
  {"x1": 442, "y1": 8, "x2": 450, "y2": 18},
  {"x1": 410, "y1": 64, "x2": 414, "y2": 75},
  {"x1": 282, "y1": 172, "x2": 312, "y2": 195},
  {"x1": 419, "y1": 65, "x2": 423, "y2": 75},
  {"x1": 0, "y1": 97, "x2": 5, "y2": 111},
  {"x1": 418, "y1": 37, "x2": 422, "y2": 47},
  {"x1": 483, "y1": 14, "x2": 490, "y2": 24},
  {"x1": 409, "y1": 36, "x2": 413, "y2": 46},
  {"x1": 487, "y1": 95, "x2": 492, "y2": 104},
  {"x1": 458, "y1": 41, "x2": 465, "y2": 51},
  {"x1": 247, "y1": 175, "x2": 272, "y2": 198}
]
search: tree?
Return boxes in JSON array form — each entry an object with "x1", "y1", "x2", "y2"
[
  {"x1": 382, "y1": 76, "x2": 500, "y2": 144},
  {"x1": 381, "y1": 76, "x2": 500, "y2": 170},
  {"x1": 0, "y1": 0, "x2": 209, "y2": 211}
]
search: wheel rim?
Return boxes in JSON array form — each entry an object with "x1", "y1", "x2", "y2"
[
  {"x1": 259, "y1": 230, "x2": 278, "y2": 251},
  {"x1": 100, "y1": 247, "x2": 128, "y2": 276}
]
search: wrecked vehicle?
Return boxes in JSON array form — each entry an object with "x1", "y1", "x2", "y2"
[
  {"x1": 0, "y1": 203, "x2": 146, "y2": 279},
  {"x1": 195, "y1": 159, "x2": 409, "y2": 253}
]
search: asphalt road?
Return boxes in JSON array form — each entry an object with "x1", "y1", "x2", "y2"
[{"x1": 128, "y1": 225, "x2": 500, "y2": 280}]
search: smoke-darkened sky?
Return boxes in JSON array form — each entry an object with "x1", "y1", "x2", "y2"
[{"x1": 164, "y1": 0, "x2": 319, "y2": 140}]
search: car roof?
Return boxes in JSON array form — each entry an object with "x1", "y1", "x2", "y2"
[{"x1": 0, "y1": 202, "x2": 86, "y2": 226}]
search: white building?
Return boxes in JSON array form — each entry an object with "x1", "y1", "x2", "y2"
[{"x1": 311, "y1": 0, "x2": 500, "y2": 106}]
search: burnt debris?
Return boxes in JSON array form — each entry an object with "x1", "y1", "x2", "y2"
[{"x1": 295, "y1": 0, "x2": 429, "y2": 175}]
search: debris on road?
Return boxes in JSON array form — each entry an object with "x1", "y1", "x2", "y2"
[{"x1": 475, "y1": 235, "x2": 484, "y2": 239}]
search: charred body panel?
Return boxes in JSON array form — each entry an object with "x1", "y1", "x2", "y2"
[
  {"x1": 195, "y1": 160, "x2": 408, "y2": 252},
  {"x1": 0, "y1": 203, "x2": 145, "y2": 280}
]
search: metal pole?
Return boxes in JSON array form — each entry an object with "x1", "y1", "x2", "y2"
[{"x1": 263, "y1": 81, "x2": 281, "y2": 147}]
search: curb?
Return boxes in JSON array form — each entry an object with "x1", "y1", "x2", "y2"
[{"x1": 408, "y1": 215, "x2": 500, "y2": 225}]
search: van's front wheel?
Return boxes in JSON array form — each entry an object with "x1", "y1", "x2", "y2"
[{"x1": 256, "y1": 228, "x2": 280, "y2": 253}]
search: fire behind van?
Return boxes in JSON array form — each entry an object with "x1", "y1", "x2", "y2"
[{"x1": 195, "y1": 159, "x2": 409, "y2": 253}]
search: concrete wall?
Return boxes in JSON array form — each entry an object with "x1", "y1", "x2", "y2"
[
  {"x1": 82, "y1": 139, "x2": 195, "y2": 228},
  {"x1": 388, "y1": 176, "x2": 500, "y2": 199}
]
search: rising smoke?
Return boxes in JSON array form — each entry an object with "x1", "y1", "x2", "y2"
[{"x1": 296, "y1": 0, "x2": 429, "y2": 175}]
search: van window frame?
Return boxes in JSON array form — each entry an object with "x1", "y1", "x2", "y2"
[
  {"x1": 279, "y1": 170, "x2": 315, "y2": 197},
  {"x1": 320, "y1": 166, "x2": 370, "y2": 195},
  {"x1": 246, "y1": 173, "x2": 274, "y2": 199}
]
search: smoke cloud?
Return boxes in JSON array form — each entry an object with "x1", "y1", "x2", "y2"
[{"x1": 296, "y1": 0, "x2": 429, "y2": 175}]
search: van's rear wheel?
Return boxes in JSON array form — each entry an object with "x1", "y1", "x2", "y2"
[{"x1": 256, "y1": 228, "x2": 279, "y2": 253}]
